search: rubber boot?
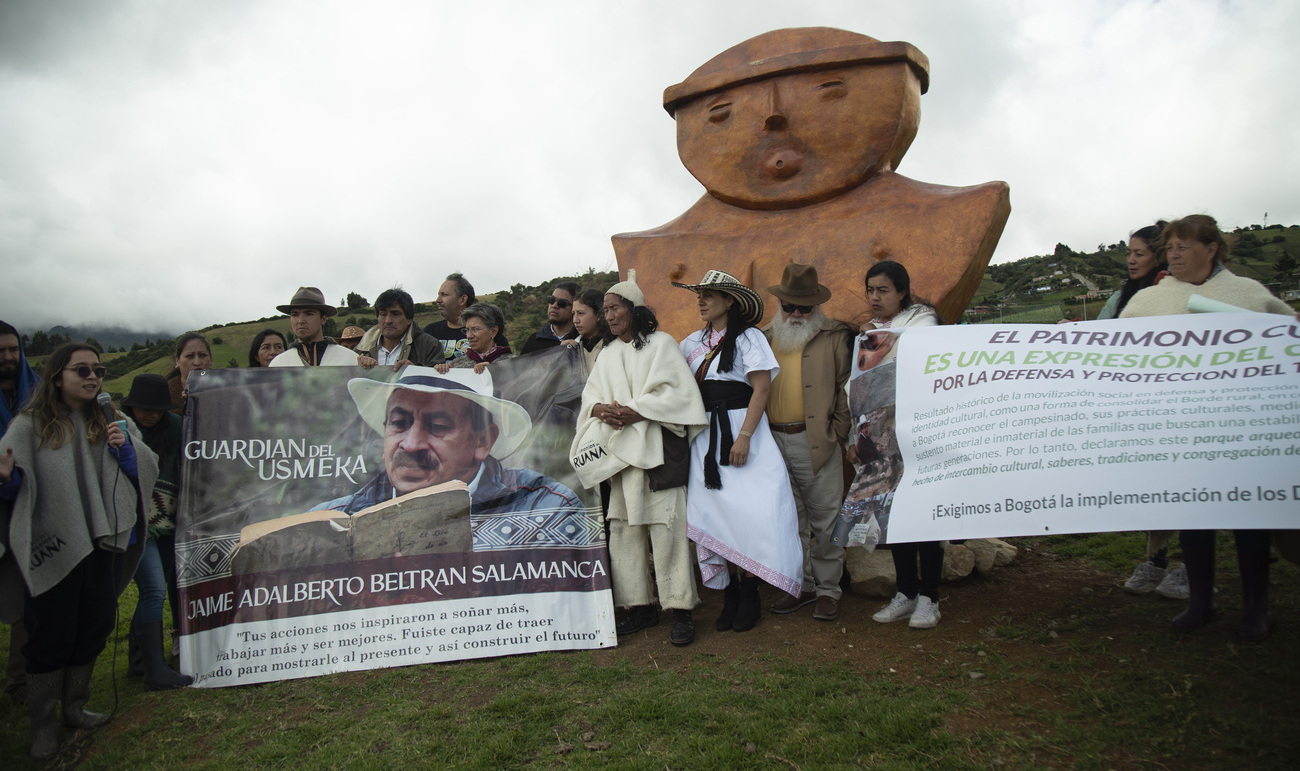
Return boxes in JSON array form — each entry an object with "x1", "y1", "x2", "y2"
[
  {"x1": 1171, "y1": 535, "x2": 1216, "y2": 632},
  {"x1": 61, "y1": 663, "x2": 110, "y2": 729},
  {"x1": 1236, "y1": 549, "x2": 1272, "y2": 643},
  {"x1": 128, "y1": 630, "x2": 144, "y2": 678},
  {"x1": 26, "y1": 670, "x2": 62, "y2": 759},
  {"x1": 733, "y1": 575, "x2": 762, "y2": 632},
  {"x1": 715, "y1": 578, "x2": 740, "y2": 632},
  {"x1": 139, "y1": 621, "x2": 192, "y2": 690}
]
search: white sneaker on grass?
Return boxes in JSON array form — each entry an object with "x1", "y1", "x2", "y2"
[
  {"x1": 1123, "y1": 561, "x2": 1167, "y2": 594},
  {"x1": 909, "y1": 596, "x2": 941, "y2": 629},
  {"x1": 1154, "y1": 566, "x2": 1190, "y2": 600},
  {"x1": 872, "y1": 592, "x2": 917, "y2": 623}
]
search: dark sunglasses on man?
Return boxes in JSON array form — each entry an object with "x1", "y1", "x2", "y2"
[
  {"x1": 780, "y1": 301, "x2": 815, "y2": 315},
  {"x1": 65, "y1": 364, "x2": 108, "y2": 379},
  {"x1": 546, "y1": 296, "x2": 572, "y2": 309}
]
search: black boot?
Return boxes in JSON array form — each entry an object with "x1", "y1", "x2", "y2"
[
  {"x1": 138, "y1": 621, "x2": 192, "y2": 690},
  {"x1": 670, "y1": 609, "x2": 695, "y2": 647},
  {"x1": 61, "y1": 663, "x2": 110, "y2": 729},
  {"x1": 1237, "y1": 549, "x2": 1272, "y2": 643},
  {"x1": 27, "y1": 670, "x2": 61, "y2": 759},
  {"x1": 715, "y1": 579, "x2": 740, "y2": 632},
  {"x1": 615, "y1": 605, "x2": 659, "y2": 636},
  {"x1": 1172, "y1": 535, "x2": 1216, "y2": 632},
  {"x1": 128, "y1": 629, "x2": 144, "y2": 678},
  {"x1": 733, "y1": 575, "x2": 762, "y2": 632}
]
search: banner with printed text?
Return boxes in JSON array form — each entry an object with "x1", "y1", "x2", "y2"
[
  {"x1": 886, "y1": 313, "x2": 1300, "y2": 542},
  {"x1": 173, "y1": 347, "x2": 614, "y2": 688}
]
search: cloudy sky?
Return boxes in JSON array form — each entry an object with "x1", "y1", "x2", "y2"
[{"x1": 1, "y1": 0, "x2": 1297, "y2": 333}]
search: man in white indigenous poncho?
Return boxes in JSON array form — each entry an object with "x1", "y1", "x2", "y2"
[{"x1": 570, "y1": 271, "x2": 707, "y2": 647}]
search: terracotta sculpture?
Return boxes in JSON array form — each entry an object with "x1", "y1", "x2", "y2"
[{"x1": 613, "y1": 27, "x2": 1011, "y2": 335}]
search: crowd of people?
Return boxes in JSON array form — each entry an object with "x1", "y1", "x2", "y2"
[{"x1": 0, "y1": 214, "x2": 1293, "y2": 758}]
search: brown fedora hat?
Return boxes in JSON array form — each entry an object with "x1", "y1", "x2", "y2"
[
  {"x1": 276, "y1": 286, "x2": 337, "y2": 316},
  {"x1": 767, "y1": 263, "x2": 831, "y2": 306}
]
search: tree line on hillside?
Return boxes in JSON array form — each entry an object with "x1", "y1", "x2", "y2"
[{"x1": 982, "y1": 223, "x2": 1298, "y2": 306}]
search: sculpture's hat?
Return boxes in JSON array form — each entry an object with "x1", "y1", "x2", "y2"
[{"x1": 663, "y1": 27, "x2": 929, "y2": 115}]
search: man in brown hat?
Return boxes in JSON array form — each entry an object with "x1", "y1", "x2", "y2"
[
  {"x1": 268, "y1": 287, "x2": 360, "y2": 367},
  {"x1": 762, "y1": 263, "x2": 853, "y2": 621}
]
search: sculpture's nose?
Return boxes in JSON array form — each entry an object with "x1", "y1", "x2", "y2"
[{"x1": 762, "y1": 84, "x2": 786, "y2": 131}]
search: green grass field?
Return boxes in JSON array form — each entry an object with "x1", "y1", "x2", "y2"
[{"x1": 2, "y1": 532, "x2": 1296, "y2": 769}]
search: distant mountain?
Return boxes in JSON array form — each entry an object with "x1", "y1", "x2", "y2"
[{"x1": 48, "y1": 324, "x2": 178, "y2": 351}]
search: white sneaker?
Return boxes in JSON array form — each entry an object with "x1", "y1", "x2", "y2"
[
  {"x1": 908, "y1": 596, "x2": 941, "y2": 629},
  {"x1": 1123, "y1": 561, "x2": 1167, "y2": 594},
  {"x1": 1154, "y1": 566, "x2": 1190, "y2": 600},
  {"x1": 872, "y1": 592, "x2": 917, "y2": 623}
]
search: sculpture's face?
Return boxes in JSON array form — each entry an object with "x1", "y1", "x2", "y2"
[{"x1": 676, "y1": 63, "x2": 913, "y2": 209}]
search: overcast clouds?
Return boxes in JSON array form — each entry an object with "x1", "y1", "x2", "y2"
[{"x1": 1, "y1": 0, "x2": 1297, "y2": 333}]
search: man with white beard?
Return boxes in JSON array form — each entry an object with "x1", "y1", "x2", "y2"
[{"x1": 762, "y1": 264, "x2": 854, "y2": 621}]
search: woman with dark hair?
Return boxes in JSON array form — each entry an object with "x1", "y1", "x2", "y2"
[
  {"x1": 570, "y1": 271, "x2": 707, "y2": 646},
  {"x1": 562, "y1": 288, "x2": 613, "y2": 372},
  {"x1": 1097, "y1": 222, "x2": 1168, "y2": 320},
  {"x1": 167, "y1": 331, "x2": 212, "y2": 414},
  {"x1": 854, "y1": 261, "x2": 946, "y2": 630},
  {"x1": 120, "y1": 374, "x2": 191, "y2": 690},
  {"x1": 247, "y1": 329, "x2": 287, "y2": 368},
  {"x1": 673, "y1": 270, "x2": 802, "y2": 634},
  {"x1": 436, "y1": 302, "x2": 512, "y2": 374},
  {"x1": 0, "y1": 343, "x2": 158, "y2": 758},
  {"x1": 1121, "y1": 214, "x2": 1294, "y2": 641}
]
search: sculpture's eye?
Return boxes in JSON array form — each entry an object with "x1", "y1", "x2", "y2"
[
  {"x1": 816, "y1": 79, "x2": 846, "y2": 100},
  {"x1": 707, "y1": 103, "x2": 732, "y2": 124}
]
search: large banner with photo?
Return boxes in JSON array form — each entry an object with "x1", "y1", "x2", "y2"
[
  {"x1": 882, "y1": 312, "x2": 1300, "y2": 543},
  {"x1": 173, "y1": 347, "x2": 614, "y2": 688}
]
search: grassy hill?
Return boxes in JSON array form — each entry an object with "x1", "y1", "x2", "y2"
[
  {"x1": 24, "y1": 225, "x2": 1299, "y2": 395},
  {"x1": 93, "y1": 269, "x2": 617, "y2": 398}
]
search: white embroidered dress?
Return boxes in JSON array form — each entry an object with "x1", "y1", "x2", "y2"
[{"x1": 679, "y1": 326, "x2": 802, "y2": 596}]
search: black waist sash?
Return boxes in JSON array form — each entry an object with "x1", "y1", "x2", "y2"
[{"x1": 698, "y1": 380, "x2": 754, "y2": 490}]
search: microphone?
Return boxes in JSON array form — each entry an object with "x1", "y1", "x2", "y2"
[{"x1": 97, "y1": 392, "x2": 116, "y2": 424}]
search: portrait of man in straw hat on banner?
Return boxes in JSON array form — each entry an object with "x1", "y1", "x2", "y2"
[{"x1": 314, "y1": 366, "x2": 595, "y2": 552}]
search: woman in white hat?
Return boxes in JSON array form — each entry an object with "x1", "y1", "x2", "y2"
[{"x1": 674, "y1": 270, "x2": 802, "y2": 633}]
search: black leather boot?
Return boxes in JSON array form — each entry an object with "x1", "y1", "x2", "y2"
[
  {"x1": 733, "y1": 575, "x2": 762, "y2": 632},
  {"x1": 1172, "y1": 534, "x2": 1216, "y2": 632},
  {"x1": 670, "y1": 609, "x2": 695, "y2": 647},
  {"x1": 615, "y1": 605, "x2": 659, "y2": 636},
  {"x1": 715, "y1": 579, "x2": 740, "y2": 632},
  {"x1": 1236, "y1": 549, "x2": 1272, "y2": 642}
]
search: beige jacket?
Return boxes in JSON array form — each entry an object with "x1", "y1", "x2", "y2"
[{"x1": 763, "y1": 318, "x2": 854, "y2": 473}]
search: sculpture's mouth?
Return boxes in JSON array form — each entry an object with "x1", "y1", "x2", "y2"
[{"x1": 764, "y1": 147, "x2": 803, "y2": 180}]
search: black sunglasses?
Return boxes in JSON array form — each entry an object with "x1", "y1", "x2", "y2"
[
  {"x1": 547, "y1": 296, "x2": 572, "y2": 309},
  {"x1": 780, "y1": 301, "x2": 814, "y2": 315},
  {"x1": 65, "y1": 364, "x2": 108, "y2": 379}
]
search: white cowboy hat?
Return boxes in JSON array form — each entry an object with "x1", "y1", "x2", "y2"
[{"x1": 347, "y1": 366, "x2": 533, "y2": 458}]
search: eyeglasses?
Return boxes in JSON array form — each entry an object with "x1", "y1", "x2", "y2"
[
  {"x1": 64, "y1": 364, "x2": 107, "y2": 379},
  {"x1": 780, "y1": 301, "x2": 815, "y2": 315},
  {"x1": 547, "y1": 296, "x2": 572, "y2": 309}
]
